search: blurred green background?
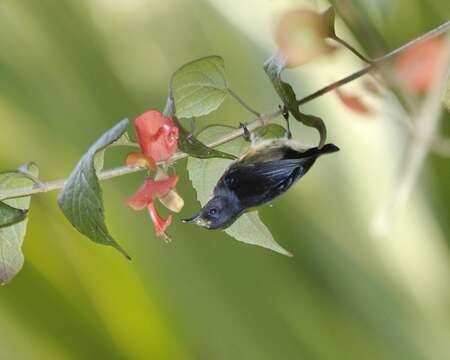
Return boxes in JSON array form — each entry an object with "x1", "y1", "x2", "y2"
[{"x1": 0, "y1": 0, "x2": 449, "y2": 359}]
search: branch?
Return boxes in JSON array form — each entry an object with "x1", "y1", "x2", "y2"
[{"x1": 1, "y1": 20, "x2": 449, "y2": 202}]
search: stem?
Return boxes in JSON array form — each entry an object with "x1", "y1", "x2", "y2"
[
  {"x1": 1, "y1": 20, "x2": 449, "y2": 201},
  {"x1": 228, "y1": 88, "x2": 261, "y2": 116},
  {"x1": 332, "y1": 35, "x2": 373, "y2": 64}
]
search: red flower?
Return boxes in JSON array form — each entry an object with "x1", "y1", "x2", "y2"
[
  {"x1": 126, "y1": 110, "x2": 183, "y2": 240},
  {"x1": 395, "y1": 37, "x2": 447, "y2": 94},
  {"x1": 147, "y1": 203, "x2": 173, "y2": 239},
  {"x1": 126, "y1": 110, "x2": 179, "y2": 168},
  {"x1": 126, "y1": 175, "x2": 179, "y2": 241},
  {"x1": 135, "y1": 110, "x2": 179, "y2": 162},
  {"x1": 127, "y1": 176, "x2": 179, "y2": 210}
]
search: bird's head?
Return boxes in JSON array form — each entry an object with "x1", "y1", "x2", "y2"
[{"x1": 182, "y1": 195, "x2": 241, "y2": 230}]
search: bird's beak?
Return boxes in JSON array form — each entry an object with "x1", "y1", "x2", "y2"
[{"x1": 182, "y1": 213, "x2": 209, "y2": 227}]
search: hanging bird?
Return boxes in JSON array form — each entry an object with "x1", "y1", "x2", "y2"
[{"x1": 183, "y1": 133, "x2": 339, "y2": 230}]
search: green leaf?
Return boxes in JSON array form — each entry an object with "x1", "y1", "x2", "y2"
[
  {"x1": 264, "y1": 53, "x2": 326, "y2": 147},
  {"x1": 176, "y1": 121, "x2": 237, "y2": 160},
  {"x1": 255, "y1": 123, "x2": 287, "y2": 139},
  {"x1": 58, "y1": 119, "x2": 131, "y2": 260},
  {"x1": 0, "y1": 163, "x2": 39, "y2": 285},
  {"x1": 164, "y1": 91, "x2": 236, "y2": 160},
  {"x1": 187, "y1": 126, "x2": 291, "y2": 256},
  {"x1": 171, "y1": 56, "x2": 228, "y2": 118},
  {"x1": 94, "y1": 132, "x2": 134, "y2": 172},
  {"x1": 0, "y1": 202, "x2": 27, "y2": 228}
]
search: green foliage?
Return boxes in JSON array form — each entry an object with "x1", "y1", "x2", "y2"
[
  {"x1": 187, "y1": 126, "x2": 291, "y2": 256},
  {"x1": 171, "y1": 56, "x2": 228, "y2": 118},
  {"x1": 0, "y1": 163, "x2": 38, "y2": 285},
  {"x1": 164, "y1": 91, "x2": 237, "y2": 160},
  {"x1": 176, "y1": 121, "x2": 237, "y2": 160},
  {"x1": 0, "y1": 202, "x2": 27, "y2": 228},
  {"x1": 93, "y1": 132, "x2": 134, "y2": 172},
  {"x1": 57, "y1": 119, "x2": 130, "y2": 260},
  {"x1": 263, "y1": 53, "x2": 326, "y2": 147}
]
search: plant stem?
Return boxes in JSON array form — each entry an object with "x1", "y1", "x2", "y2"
[
  {"x1": 1, "y1": 20, "x2": 449, "y2": 201},
  {"x1": 332, "y1": 35, "x2": 373, "y2": 64}
]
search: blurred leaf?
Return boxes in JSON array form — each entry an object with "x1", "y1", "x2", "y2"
[
  {"x1": 264, "y1": 53, "x2": 326, "y2": 147},
  {"x1": 0, "y1": 202, "x2": 27, "y2": 228},
  {"x1": 187, "y1": 126, "x2": 291, "y2": 256},
  {"x1": 58, "y1": 119, "x2": 130, "y2": 260},
  {"x1": 0, "y1": 163, "x2": 39, "y2": 285},
  {"x1": 171, "y1": 56, "x2": 228, "y2": 118},
  {"x1": 322, "y1": 7, "x2": 337, "y2": 38},
  {"x1": 255, "y1": 123, "x2": 288, "y2": 139},
  {"x1": 336, "y1": 88, "x2": 374, "y2": 115},
  {"x1": 274, "y1": 9, "x2": 337, "y2": 67}
]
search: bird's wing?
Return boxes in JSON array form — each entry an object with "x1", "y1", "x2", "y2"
[{"x1": 221, "y1": 159, "x2": 308, "y2": 207}]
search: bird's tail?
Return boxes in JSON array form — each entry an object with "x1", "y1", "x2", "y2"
[
  {"x1": 300, "y1": 143, "x2": 339, "y2": 159},
  {"x1": 317, "y1": 143, "x2": 339, "y2": 155}
]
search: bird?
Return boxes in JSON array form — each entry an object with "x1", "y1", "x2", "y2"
[{"x1": 183, "y1": 134, "x2": 339, "y2": 230}]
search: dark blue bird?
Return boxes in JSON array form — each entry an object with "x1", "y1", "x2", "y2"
[{"x1": 183, "y1": 138, "x2": 339, "y2": 229}]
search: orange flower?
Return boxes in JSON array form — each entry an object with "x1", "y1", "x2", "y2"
[
  {"x1": 127, "y1": 110, "x2": 179, "y2": 168},
  {"x1": 395, "y1": 37, "x2": 447, "y2": 94}
]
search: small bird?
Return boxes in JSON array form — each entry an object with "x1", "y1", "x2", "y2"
[{"x1": 183, "y1": 135, "x2": 339, "y2": 230}]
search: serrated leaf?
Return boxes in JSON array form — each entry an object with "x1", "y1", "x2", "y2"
[
  {"x1": 187, "y1": 126, "x2": 291, "y2": 256},
  {"x1": 58, "y1": 119, "x2": 130, "y2": 260},
  {"x1": 0, "y1": 163, "x2": 39, "y2": 285},
  {"x1": 171, "y1": 56, "x2": 228, "y2": 118},
  {"x1": 264, "y1": 53, "x2": 326, "y2": 147}
]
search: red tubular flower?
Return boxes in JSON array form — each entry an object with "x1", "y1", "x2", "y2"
[
  {"x1": 126, "y1": 175, "x2": 179, "y2": 240},
  {"x1": 147, "y1": 202, "x2": 172, "y2": 240}
]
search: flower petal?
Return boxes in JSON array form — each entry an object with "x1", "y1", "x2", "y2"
[
  {"x1": 126, "y1": 176, "x2": 179, "y2": 210},
  {"x1": 158, "y1": 189, "x2": 184, "y2": 213},
  {"x1": 147, "y1": 201, "x2": 173, "y2": 241},
  {"x1": 134, "y1": 110, "x2": 179, "y2": 162}
]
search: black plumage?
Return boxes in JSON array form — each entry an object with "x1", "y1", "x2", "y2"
[{"x1": 183, "y1": 139, "x2": 339, "y2": 229}]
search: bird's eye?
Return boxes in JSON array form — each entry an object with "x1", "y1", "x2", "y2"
[{"x1": 209, "y1": 208, "x2": 218, "y2": 216}]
